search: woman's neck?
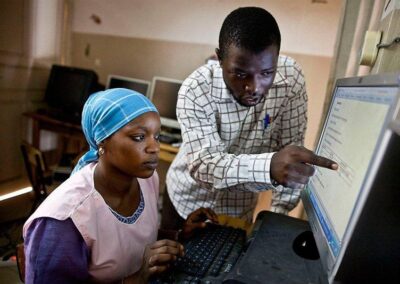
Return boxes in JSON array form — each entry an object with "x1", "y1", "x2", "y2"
[{"x1": 94, "y1": 162, "x2": 141, "y2": 216}]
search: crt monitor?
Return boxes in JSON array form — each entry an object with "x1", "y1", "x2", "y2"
[
  {"x1": 149, "y1": 76, "x2": 183, "y2": 130},
  {"x1": 302, "y1": 73, "x2": 399, "y2": 283},
  {"x1": 45, "y1": 64, "x2": 99, "y2": 117},
  {"x1": 106, "y1": 75, "x2": 151, "y2": 97}
]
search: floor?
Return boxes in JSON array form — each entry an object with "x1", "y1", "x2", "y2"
[
  {"x1": 0, "y1": 177, "x2": 31, "y2": 283},
  {"x1": 0, "y1": 174, "x2": 62, "y2": 283}
]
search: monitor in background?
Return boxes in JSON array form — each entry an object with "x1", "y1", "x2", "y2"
[
  {"x1": 106, "y1": 75, "x2": 151, "y2": 97},
  {"x1": 302, "y1": 73, "x2": 399, "y2": 283},
  {"x1": 149, "y1": 76, "x2": 183, "y2": 130},
  {"x1": 44, "y1": 65, "x2": 101, "y2": 122}
]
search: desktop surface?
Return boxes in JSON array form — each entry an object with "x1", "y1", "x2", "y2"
[
  {"x1": 223, "y1": 211, "x2": 326, "y2": 284},
  {"x1": 157, "y1": 211, "x2": 325, "y2": 284}
]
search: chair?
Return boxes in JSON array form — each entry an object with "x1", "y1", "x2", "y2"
[
  {"x1": 20, "y1": 141, "x2": 53, "y2": 213},
  {"x1": 16, "y1": 243, "x2": 25, "y2": 282}
]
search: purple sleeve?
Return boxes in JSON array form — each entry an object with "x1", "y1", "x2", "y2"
[{"x1": 24, "y1": 217, "x2": 90, "y2": 284}]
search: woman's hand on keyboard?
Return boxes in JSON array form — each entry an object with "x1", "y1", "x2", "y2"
[
  {"x1": 137, "y1": 239, "x2": 184, "y2": 281},
  {"x1": 181, "y1": 207, "x2": 219, "y2": 240}
]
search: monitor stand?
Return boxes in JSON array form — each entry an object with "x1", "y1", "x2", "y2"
[{"x1": 223, "y1": 211, "x2": 327, "y2": 284}]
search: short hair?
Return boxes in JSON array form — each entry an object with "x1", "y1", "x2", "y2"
[{"x1": 218, "y1": 7, "x2": 281, "y2": 60}]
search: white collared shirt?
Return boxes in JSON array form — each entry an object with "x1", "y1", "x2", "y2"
[{"x1": 166, "y1": 55, "x2": 307, "y2": 221}]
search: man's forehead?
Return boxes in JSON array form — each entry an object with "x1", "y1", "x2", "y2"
[{"x1": 224, "y1": 45, "x2": 278, "y2": 68}]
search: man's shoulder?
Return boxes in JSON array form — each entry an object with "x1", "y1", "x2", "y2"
[
  {"x1": 277, "y1": 54, "x2": 302, "y2": 71},
  {"x1": 274, "y1": 54, "x2": 305, "y2": 85},
  {"x1": 180, "y1": 63, "x2": 221, "y2": 98}
]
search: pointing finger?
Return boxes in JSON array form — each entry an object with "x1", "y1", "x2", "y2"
[
  {"x1": 310, "y1": 154, "x2": 338, "y2": 170},
  {"x1": 297, "y1": 147, "x2": 338, "y2": 170}
]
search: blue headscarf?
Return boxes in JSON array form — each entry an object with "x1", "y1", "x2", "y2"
[{"x1": 72, "y1": 88, "x2": 158, "y2": 174}]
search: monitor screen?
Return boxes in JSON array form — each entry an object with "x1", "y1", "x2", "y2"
[
  {"x1": 149, "y1": 76, "x2": 183, "y2": 130},
  {"x1": 106, "y1": 75, "x2": 151, "y2": 97},
  {"x1": 45, "y1": 65, "x2": 99, "y2": 116},
  {"x1": 302, "y1": 73, "x2": 399, "y2": 282}
]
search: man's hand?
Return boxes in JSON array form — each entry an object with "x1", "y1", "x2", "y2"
[
  {"x1": 271, "y1": 145, "x2": 338, "y2": 189},
  {"x1": 181, "y1": 207, "x2": 219, "y2": 240}
]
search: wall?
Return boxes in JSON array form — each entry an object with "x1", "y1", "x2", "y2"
[
  {"x1": 70, "y1": 0, "x2": 342, "y2": 150},
  {"x1": 72, "y1": 0, "x2": 341, "y2": 57},
  {"x1": 69, "y1": 0, "x2": 342, "y2": 218},
  {"x1": 0, "y1": 0, "x2": 59, "y2": 182}
]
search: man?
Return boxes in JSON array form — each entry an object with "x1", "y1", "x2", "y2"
[{"x1": 162, "y1": 7, "x2": 337, "y2": 229}]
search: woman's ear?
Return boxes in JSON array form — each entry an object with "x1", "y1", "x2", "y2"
[
  {"x1": 98, "y1": 141, "x2": 105, "y2": 156},
  {"x1": 98, "y1": 141, "x2": 105, "y2": 148}
]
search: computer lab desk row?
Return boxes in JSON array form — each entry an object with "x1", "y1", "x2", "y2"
[{"x1": 23, "y1": 111, "x2": 180, "y2": 163}]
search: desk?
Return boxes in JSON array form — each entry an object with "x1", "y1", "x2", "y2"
[
  {"x1": 23, "y1": 112, "x2": 85, "y2": 149},
  {"x1": 159, "y1": 143, "x2": 179, "y2": 163},
  {"x1": 23, "y1": 112, "x2": 179, "y2": 163}
]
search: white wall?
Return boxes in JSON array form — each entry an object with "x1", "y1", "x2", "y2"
[
  {"x1": 31, "y1": 0, "x2": 63, "y2": 60},
  {"x1": 72, "y1": 0, "x2": 342, "y2": 57}
]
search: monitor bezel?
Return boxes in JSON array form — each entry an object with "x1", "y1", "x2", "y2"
[
  {"x1": 149, "y1": 76, "x2": 183, "y2": 130},
  {"x1": 302, "y1": 72, "x2": 400, "y2": 282},
  {"x1": 106, "y1": 74, "x2": 151, "y2": 97}
]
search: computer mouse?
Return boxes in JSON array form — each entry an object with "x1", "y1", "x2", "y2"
[{"x1": 292, "y1": 230, "x2": 320, "y2": 260}]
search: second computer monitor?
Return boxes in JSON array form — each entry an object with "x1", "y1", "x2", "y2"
[
  {"x1": 302, "y1": 73, "x2": 399, "y2": 282},
  {"x1": 149, "y1": 76, "x2": 183, "y2": 130},
  {"x1": 106, "y1": 75, "x2": 151, "y2": 97}
]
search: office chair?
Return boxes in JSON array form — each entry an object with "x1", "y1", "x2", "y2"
[{"x1": 20, "y1": 141, "x2": 53, "y2": 214}]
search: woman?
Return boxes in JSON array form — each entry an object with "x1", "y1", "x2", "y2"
[{"x1": 23, "y1": 88, "x2": 218, "y2": 283}]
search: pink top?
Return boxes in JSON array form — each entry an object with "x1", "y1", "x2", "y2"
[{"x1": 23, "y1": 163, "x2": 159, "y2": 282}]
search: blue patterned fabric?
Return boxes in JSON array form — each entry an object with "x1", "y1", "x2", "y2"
[
  {"x1": 108, "y1": 190, "x2": 145, "y2": 224},
  {"x1": 72, "y1": 88, "x2": 158, "y2": 173}
]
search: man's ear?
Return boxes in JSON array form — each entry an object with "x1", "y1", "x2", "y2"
[{"x1": 215, "y1": 48, "x2": 222, "y2": 64}]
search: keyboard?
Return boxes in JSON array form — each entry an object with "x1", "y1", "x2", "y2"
[{"x1": 155, "y1": 224, "x2": 246, "y2": 284}]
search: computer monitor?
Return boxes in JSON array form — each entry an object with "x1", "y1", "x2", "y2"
[
  {"x1": 302, "y1": 73, "x2": 400, "y2": 282},
  {"x1": 45, "y1": 65, "x2": 100, "y2": 117},
  {"x1": 149, "y1": 76, "x2": 183, "y2": 130},
  {"x1": 106, "y1": 75, "x2": 151, "y2": 97}
]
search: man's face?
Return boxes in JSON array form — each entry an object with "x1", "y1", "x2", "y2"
[{"x1": 218, "y1": 44, "x2": 279, "y2": 107}]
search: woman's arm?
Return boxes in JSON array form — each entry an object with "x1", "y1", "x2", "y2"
[{"x1": 24, "y1": 217, "x2": 90, "y2": 284}]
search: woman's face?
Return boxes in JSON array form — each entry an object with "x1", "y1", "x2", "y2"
[{"x1": 101, "y1": 112, "x2": 161, "y2": 179}]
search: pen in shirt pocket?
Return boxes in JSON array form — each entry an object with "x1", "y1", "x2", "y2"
[{"x1": 264, "y1": 114, "x2": 273, "y2": 129}]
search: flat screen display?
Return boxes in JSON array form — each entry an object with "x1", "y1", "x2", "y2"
[
  {"x1": 107, "y1": 75, "x2": 150, "y2": 97},
  {"x1": 149, "y1": 77, "x2": 182, "y2": 129},
  {"x1": 302, "y1": 73, "x2": 398, "y2": 282}
]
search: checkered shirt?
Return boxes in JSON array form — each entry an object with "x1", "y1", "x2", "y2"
[{"x1": 166, "y1": 55, "x2": 307, "y2": 221}]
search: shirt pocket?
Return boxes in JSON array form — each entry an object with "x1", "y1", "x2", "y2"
[{"x1": 259, "y1": 115, "x2": 279, "y2": 150}]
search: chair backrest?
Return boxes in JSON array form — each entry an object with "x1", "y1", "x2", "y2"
[
  {"x1": 16, "y1": 243, "x2": 25, "y2": 282},
  {"x1": 20, "y1": 141, "x2": 50, "y2": 197}
]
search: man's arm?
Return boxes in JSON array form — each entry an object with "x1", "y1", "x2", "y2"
[
  {"x1": 269, "y1": 61, "x2": 308, "y2": 213},
  {"x1": 177, "y1": 82, "x2": 276, "y2": 192},
  {"x1": 269, "y1": 60, "x2": 337, "y2": 214}
]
